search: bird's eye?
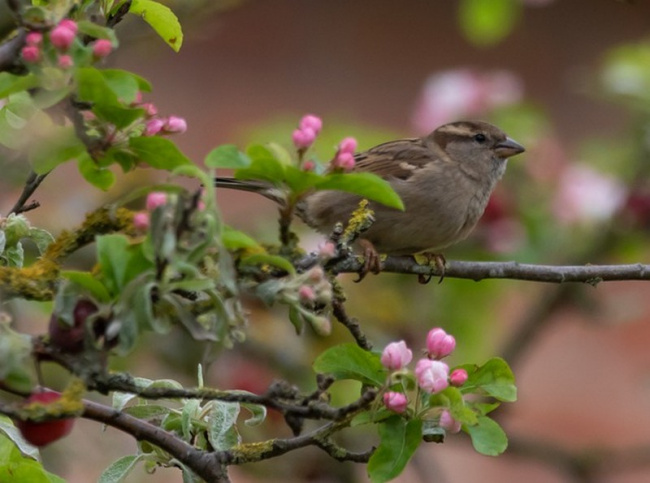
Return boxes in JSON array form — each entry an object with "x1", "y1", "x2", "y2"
[{"x1": 474, "y1": 133, "x2": 487, "y2": 143}]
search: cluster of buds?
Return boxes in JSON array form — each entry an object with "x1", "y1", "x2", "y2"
[
  {"x1": 330, "y1": 137, "x2": 357, "y2": 172},
  {"x1": 21, "y1": 18, "x2": 114, "y2": 70},
  {"x1": 379, "y1": 327, "x2": 468, "y2": 434},
  {"x1": 143, "y1": 114, "x2": 188, "y2": 137},
  {"x1": 292, "y1": 114, "x2": 323, "y2": 151}
]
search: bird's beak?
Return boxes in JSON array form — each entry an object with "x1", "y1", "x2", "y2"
[{"x1": 495, "y1": 137, "x2": 525, "y2": 158}]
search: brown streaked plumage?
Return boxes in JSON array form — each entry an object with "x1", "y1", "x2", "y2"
[{"x1": 215, "y1": 120, "x2": 524, "y2": 260}]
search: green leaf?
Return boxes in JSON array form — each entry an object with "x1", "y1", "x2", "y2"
[
  {"x1": 208, "y1": 401, "x2": 241, "y2": 451},
  {"x1": 204, "y1": 144, "x2": 251, "y2": 169},
  {"x1": 461, "y1": 357, "x2": 517, "y2": 402},
  {"x1": 429, "y1": 387, "x2": 477, "y2": 426},
  {"x1": 76, "y1": 67, "x2": 119, "y2": 106},
  {"x1": 130, "y1": 0, "x2": 183, "y2": 52},
  {"x1": 234, "y1": 144, "x2": 285, "y2": 184},
  {"x1": 61, "y1": 271, "x2": 112, "y2": 302},
  {"x1": 313, "y1": 343, "x2": 386, "y2": 387},
  {"x1": 27, "y1": 227, "x2": 54, "y2": 254},
  {"x1": 76, "y1": 20, "x2": 118, "y2": 43},
  {"x1": 367, "y1": 417, "x2": 422, "y2": 483},
  {"x1": 316, "y1": 173, "x2": 404, "y2": 210},
  {"x1": 129, "y1": 136, "x2": 192, "y2": 170},
  {"x1": 0, "y1": 416, "x2": 39, "y2": 460},
  {"x1": 78, "y1": 153, "x2": 116, "y2": 190},
  {"x1": 0, "y1": 73, "x2": 39, "y2": 99},
  {"x1": 96, "y1": 235, "x2": 154, "y2": 294},
  {"x1": 283, "y1": 166, "x2": 325, "y2": 195},
  {"x1": 465, "y1": 415, "x2": 508, "y2": 456},
  {"x1": 240, "y1": 253, "x2": 296, "y2": 275},
  {"x1": 98, "y1": 454, "x2": 143, "y2": 483},
  {"x1": 221, "y1": 226, "x2": 260, "y2": 251},
  {"x1": 458, "y1": 0, "x2": 520, "y2": 46},
  {"x1": 29, "y1": 126, "x2": 86, "y2": 174},
  {"x1": 0, "y1": 434, "x2": 66, "y2": 483},
  {"x1": 101, "y1": 69, "x2": 150, "y2": 103}
]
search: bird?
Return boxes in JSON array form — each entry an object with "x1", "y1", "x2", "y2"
[{"x1": 215, "y1": 120, "x2": 525, "y2": 280}]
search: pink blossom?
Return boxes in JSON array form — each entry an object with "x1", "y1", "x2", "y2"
[
  {"x1": 25, "y1": 32, "x2": 43, "y2": 46},
  {"x1": 21, "y1": 46, "x2": 41, "y2": 63},
  {"x1": 92, "y1": 39, "x2": 113, "y2": 58},
  {"x1": 146, "y1": 192, "x2": 167, "y2": 211},
  {"x1": 50, "y1": 25, "x2": 76, "y2": 50},
  {"x1": 415, "y1": 359, "x2": 449, "y2": 394},
  {"x1": 449, "y1": 368, "x2": 468, "y2": 387},
  {"x1": 292, "y1": 127, "x2": 316, "y2": 150},
  {"x1": 299, "y1": 114, "x2": 323, "y2": 134},
  {"x1": 332, "y1": 152, "x2": 355, "y2": 171},
  {"x1": 426, "y1": 328, "x2": 456, "y2": 359},
  {"x1": 57, "y1": 55, "x2": 73, "y2": 69},
  {"x1": 553, "y1": 164, "x2": 626, "y2": 225},
  {"x1": 302, "y1": 160, "x2": 315, "y2": 171},
  {"x1": 381, "y1": 340, "x2": 413, "y2": 371},
  {"x1": 197, "y1": 200, "x2": 206, "y2": 211},
  {"x1": 307, "y1": 266, "x2": 325, "y2": 282},
  {"x1": 338, "y1": 137, "x2": 358, "y2": 155},
  {"x1": 439, "y1": 410, "x2": 461, "y2": 433},
  {"x1": 411, "y1": 69, "x2": 523, "y2": 134},
  {"x1": 298, "y1": 285, "x2": 316, "y2": 302},
  {"x1": 163, "y1": 116, "x2": 187, "y2": 134},
  {"x1": 141, "y1": 103, "x2": 158, "y2": 117},
  {"x1": 133, "y1": 212, "x2": 150, "y2": 231},
  {"x1": 144, "y1": 118, "x2": 165, "y2": 136},
  {"x1": 132, "y1": 91, "x2": 143, "y2": 104},
  {"x1": 58, "y1": 19, "x2": 78, "y2": 34},
  {"x1": 383, "y1": 392, "x2": 408, "y2": 413}
]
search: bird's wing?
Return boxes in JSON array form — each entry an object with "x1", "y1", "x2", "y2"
[{"x1": 353, "y1": 137, "x2": 439, "y2": 180}]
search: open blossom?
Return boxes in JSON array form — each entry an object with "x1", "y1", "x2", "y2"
[
  {"x1": 439, "y1": 409, "x2": 461, "y2": 433},
  {"x1": 449, "y1": 368, "x2": 468, "y2": 387},
  {"x1": 415, "y1": 359, "x2": 449, "y2": 394},
  {"x1": 553, "y1": 164, "x2": 626, "y2": 225},
  {"x1": 146, "y1": 192, "x2": 167, "y2": 211},
  {"x1": 426, "y1": 328, "x2": 456, "y2": 359},
  {"x1": 411, "y1": 69, "x2": 523, "y2": 134},
  {"x1": 50, "y1": 24, "x2": 76, "y2": 50},
  {"x1": 299, "y1": 114, "x2": 323, "y2": 134},
  {"x1": 381, "y1": 340, "x2": 413, "y2": 371},
  {"x1": 92, "y1": 39, "x2": 113, "y2": 58},
  {"x1": 383, "y1": 392, "x2": 408, "y2": 413},
  {"x1": 21, "y1": 46, "x2": 40, "y2": 63}
]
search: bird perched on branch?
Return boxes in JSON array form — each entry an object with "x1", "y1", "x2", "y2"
[{"x1": 215, "y1": 121, "x2": 525, "y2": 280}]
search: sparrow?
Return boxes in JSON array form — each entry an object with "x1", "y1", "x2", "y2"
[{"x1": 215, "y1": 121, "x2": 525, "y2": 279}]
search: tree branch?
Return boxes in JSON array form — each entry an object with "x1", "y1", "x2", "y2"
[
  {"x1": 9, "y1": 170, "x2": 48, "y2": 215},
  {"x1": 328, "y1": 256, "x2": 650, "y2": 284}
]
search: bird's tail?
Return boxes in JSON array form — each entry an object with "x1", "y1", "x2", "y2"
[{"x1": 214, "y1": 178, "x2": 284, "y2": 204}]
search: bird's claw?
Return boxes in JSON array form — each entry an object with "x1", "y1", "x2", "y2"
[
  {"x1": 417, "y1": 253, "x2": 446, "y2": 284},
  {"x1": 354, "y1": 239, "x2": 382, "y2": 282}
]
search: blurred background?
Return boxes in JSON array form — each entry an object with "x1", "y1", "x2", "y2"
[{"x1": 6, "y1": 0, "x2": 650, "y2": 481}]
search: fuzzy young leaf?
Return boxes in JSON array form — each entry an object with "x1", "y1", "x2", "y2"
[
  {"x1": 129, "y1": 136, "x2": 192, "y2": 170},
  {"x1": 205, "y1": 144, "x2": 251, "y2": 169},
  {"x1": 465, "y1": 415, "x2": 508, "y2": 456},
  {"x1": 98, "y1": 455, "x2": 143, "y2": 483},
  {"x1": 130, "y1": 0, "x2": 183, "y2": 52},
  {"x1": 208, "y1": 401, "x2": 241, "y2": 451},
  {"x1": 313, "y1": 343, "x2": 386, "y2": 387},
  {"x1": 367, "y1": 417, "x2": 422, "y2": 483},
  {"x1": 315, "y1": 173, "x2": 404, "y2": 210}
]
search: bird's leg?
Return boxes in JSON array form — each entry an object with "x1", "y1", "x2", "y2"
[
  {"x1": 354, "y1": 239, "x2": 382, "y2": 282},
  {"x1": 416, "y1": 252, "x2": 446, "y2": 284}
]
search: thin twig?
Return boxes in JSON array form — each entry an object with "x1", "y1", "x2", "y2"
[
  {"x1": 332, "y1": 296, "x2": 373, "y2": 350},
  {"x1": 9, "y1": 170, "x2": 48, "y2": 215}
]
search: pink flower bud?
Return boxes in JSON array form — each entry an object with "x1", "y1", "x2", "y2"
[
  {"x1": 133, "y1": 212, "x2": 150, "y2": 231},
  {"x1": 333, "y1": 152, "x2": 355, "y2": 171},
  {"x1": 57, "y1": 54, "x2": 73, "y2": 69},
  {"x1": 25, "y1": 32, "x2": 43, "y2": 46},
  {"x1": 426, "y1": 328, "x2": 456, "y2": 359},
  {"x1": 141, "y1": 103, "x2": 158, "y2": 117},
  {"x1": 383, "y1": 391, "x2": 408, "y2": 413},
  {"x1": 50, "y1": 25, "x2": 76, "y2": 50},
  {"x1": 302, "y1": 160, "x2": 315, "y2": 171},
  {"x1": 146, "y1": 192, "x2": 167, "y2": 211},
  {"x1": 439, "y1": 409, "x2": 461, "y2": 433},
  {"x1": 197, "y1": 200, "x2": 206, "y2": 211},
  {"x1": 381, "y1": 340, "x2": 413, "y2": 371},
  {"x1": 58, "y1": 19, "x2": 78, "y2": 34},
  {"x1": 318, "y1": 241, "x2": 336, "y2": 259},
  {"x1": 21, "y1": 46, "x2": 41, "y2": 63},
  {"x1": 310, "y1": 315, "x2": 331, "y2": 336},
  {"x1": 307, "y1": 266, "x2": 325, "y2": 282},
  {"x1": 144, "y1": 118, "x2": 164, "y2": 136},
  {"x1": 338, "y1": 137, "x2": 357, "y2": 155},
  {"x1": 292, "y1": 127, "x2": 316, "y2": 150},
  {"x1": 298, "y1": 285, "x2": 316, "y2": 302},
  {"x1": 92, "y1": 39, "x2": 113, "y2": 58},
  {"x1": 415, "y1": 359, "x2": 449, "y2": 394},
  {"x1": 163, "y1": 115, "x2": 187, "y2": 134},
  {"x1": 449, "y1": 368, "x2": 468, "y2": 387},
  {"x1": 299, "y1": 114, "x2": 323, "y2": 134}
]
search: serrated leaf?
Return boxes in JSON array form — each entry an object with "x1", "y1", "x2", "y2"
[
  {"x1": 459, "y1": 0, "x2": 520, "y2": 46},
  {"x1": 130, "y1": 0, "x2": 183, "y2": 51},
  {"x1": 367, "y1": 417, "x2": 422, "y2": 483},
  {"x1": 61, "y1": 270, "x2": 112, "y2": 302},
  {"x1": 315, "y1": 172, "x2": 404, "y2": 210},
  {"x1": 313, "y1": 343, "x2": 386, "y2": 386},
  {"x1": 208, "y1": 401, "x2": 241, "y2": 451},
  {"x1": 465, "y1": 415, "x2": 508, "y2": 456},
  {"x1": 98, "y1": 454, "x2": 142, "y2": 483},
  {"x1": 205, "y1": 144, "x2": 251, "y2": 169},
  {"x1": 129, "y1": 136, "x2": 191, "y2": 170}
]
